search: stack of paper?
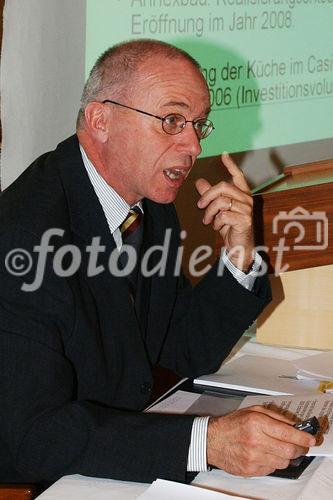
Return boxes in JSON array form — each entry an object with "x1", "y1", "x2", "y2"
[{"x1": 137, "y1": 479, "x2": 250, "y2": 499}]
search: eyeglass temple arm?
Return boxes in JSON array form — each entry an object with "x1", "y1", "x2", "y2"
[{"x1": 102, "y1": 99, "x2": 163, "y2": 121}]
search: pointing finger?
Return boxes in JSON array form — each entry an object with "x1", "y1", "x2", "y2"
[{"x1": 221, "y1": 152, "x2": 250, "y2": 193}]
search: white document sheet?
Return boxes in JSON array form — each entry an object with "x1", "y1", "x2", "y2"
[
  {"x1": 194, "y1": 355, "x2": 321, "y2": 395},
  {"x1": 239, "y1": 393, "x2": 333, "y2": 456},
  {"x1": 137, "y1": 479, "x2": 250, "y2": 499},
  {"x1": 146, "y1": 389, "x2": 242, "y2": 417},
  {"x1": 145, "y1": 391, "x2": 201, "y2": 414}
]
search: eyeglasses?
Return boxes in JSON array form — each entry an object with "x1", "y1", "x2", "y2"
[{"x1": 102, "y1": 99, "x2": 214, "y2": 140}]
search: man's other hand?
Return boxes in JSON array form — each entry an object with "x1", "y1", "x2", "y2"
[{"x1": 207, "y1": 405, "x2": 316, "y2": 477}]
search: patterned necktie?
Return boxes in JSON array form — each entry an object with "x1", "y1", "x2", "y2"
[
  {"x1": 120, "y1": 207, "x2": 143, "y2": 243},
  {"x1": 119, "y1": 207, "x2": 143, "y2": 294}
]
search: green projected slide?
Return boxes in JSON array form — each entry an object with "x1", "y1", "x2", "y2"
[{"x1": 86, "y1": 1, "x2": 333, "y2": 158}]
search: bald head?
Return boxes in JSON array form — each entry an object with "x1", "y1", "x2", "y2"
[{"x1": 77, "y1": 39, "x2": 205, "y2": 129}]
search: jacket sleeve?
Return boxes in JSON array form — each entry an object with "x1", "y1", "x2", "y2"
[
  {"x1": 156, "y1": 206, "x2": 272, "y2": 378},
  {"x1": 159, "y1": 263, "x2": 271, "y2": 378}
]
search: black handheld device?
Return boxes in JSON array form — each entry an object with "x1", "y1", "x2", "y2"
[
  {"x1": 288, "y1": 416, "x2": 319, "y2": 469},
  {"x1": 293, "y1": 416, "x2": 320, "y2": 435}
]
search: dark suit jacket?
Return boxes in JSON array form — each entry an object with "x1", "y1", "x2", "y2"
[{"x1": 0, "y1": 135, "x2": 271, "y2": 485}]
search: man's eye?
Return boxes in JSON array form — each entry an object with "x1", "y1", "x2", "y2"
[
  {"x1": 164, "y1": 115, "x2": 178, "y2": 125},
  {"x1": 194, "y1": 120, "x2": 206, "y2": 130}
]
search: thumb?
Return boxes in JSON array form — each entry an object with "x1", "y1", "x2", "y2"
[{"x1": 195, "y1": 178, "x2": 212, "y2": 196}]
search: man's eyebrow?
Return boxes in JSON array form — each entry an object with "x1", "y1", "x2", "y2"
[
  {"x1": 161, "y1": 101, "x2": 190, "y2": 109},
  {"x1": 161, "y1": 101, "x2": 211, "y2": 115}
]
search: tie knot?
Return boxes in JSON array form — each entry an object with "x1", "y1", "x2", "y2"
[{"x1": 120, "y1": 207, "x2": 143, "y2": 240}]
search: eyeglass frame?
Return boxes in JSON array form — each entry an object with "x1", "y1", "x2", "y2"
[{"x1": 101, "y1": 99, "x2": 214, "y2": 140}]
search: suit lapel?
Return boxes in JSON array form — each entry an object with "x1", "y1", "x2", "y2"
[
  {"x1": 135, "y1": 200, "x2": 153, "y2": 345},
  {"x1": 55, "y1": 136, "x2": 150, "y2": 361},
  {"x1": 137, "y1": 200, "x2": 180, "y2": 365}
]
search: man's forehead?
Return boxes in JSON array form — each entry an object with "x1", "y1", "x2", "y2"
[
  {"x1": 135, "y1": 56, "x2": 210, "y2": 108},
  {"x1": 138, "y1": 55, "x2": 202, "y2": 80}
]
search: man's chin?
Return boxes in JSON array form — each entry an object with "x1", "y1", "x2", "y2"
[{"x1": 148, "y1": 190, "x2": 178, "y2": 204}]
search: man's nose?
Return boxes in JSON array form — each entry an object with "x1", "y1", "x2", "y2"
[{"x1": 175, "y1": 122, "x2": 202, "y2": 158}]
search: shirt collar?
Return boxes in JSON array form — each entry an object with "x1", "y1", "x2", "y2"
[{"x1": 79, "y1": 144, "x2": 143, "y2": 234}]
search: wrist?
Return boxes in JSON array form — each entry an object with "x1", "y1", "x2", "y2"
[
  {"x1": 227, "y1": 249, "x2": 255, "y2": 273},
  {"x1": 207, "y1": 417, "x2": 219, "y2": 468}
]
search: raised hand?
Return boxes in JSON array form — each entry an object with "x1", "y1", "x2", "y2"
[{"x1": 196, "y1": 153, "x2": 255, "y2": 272}]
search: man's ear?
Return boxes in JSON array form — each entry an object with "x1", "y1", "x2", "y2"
[{"x1": 84, "y1": 102, "x2": 110, "y2": 142}]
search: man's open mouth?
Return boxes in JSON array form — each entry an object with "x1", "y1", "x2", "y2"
[{"x1": 163, "y1": 168, "x2": 188, "y2": 181}]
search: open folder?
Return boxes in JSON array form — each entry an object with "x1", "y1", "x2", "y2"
[
  {"x1": 294, "y1": 351, "x2": 333, "y2": 382},
  {"x1": 194, "y1": 355, "x2": 324, "y2": 395}
]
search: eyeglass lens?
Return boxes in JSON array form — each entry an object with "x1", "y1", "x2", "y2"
[{"x1": 162, "y1": 114, "x2": 213, "y2": 139}]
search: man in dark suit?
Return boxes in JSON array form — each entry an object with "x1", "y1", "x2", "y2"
[{"x1": 0, "y1": 39, "x2": 314, "y2": 486}]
